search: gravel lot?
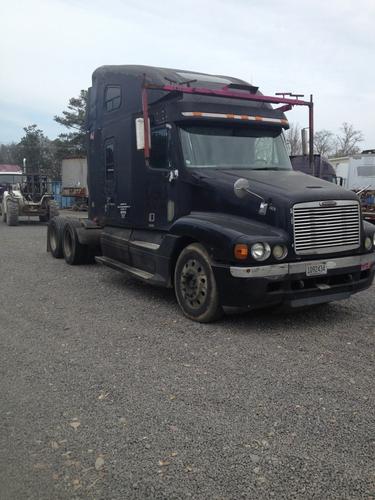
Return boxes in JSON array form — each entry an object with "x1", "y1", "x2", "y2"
[{"x1": 0, "y1": 218, "x2": 374, "y2": 499}]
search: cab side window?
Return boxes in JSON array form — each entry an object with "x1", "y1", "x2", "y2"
[
  {"x1": 150, "y1": 127, "x2": 169, "y2": 169},
  {"x1": 104, "y1": 86, "x2": 121, "y2": 112}
]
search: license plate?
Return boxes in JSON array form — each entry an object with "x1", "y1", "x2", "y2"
[{"x1": 306, "y1": 262, "x2": 327, "y2": 276}]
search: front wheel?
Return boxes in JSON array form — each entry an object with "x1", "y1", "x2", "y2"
[
  {"x1": 6, "y1": 199, "x2": 19, "y2": 226},
  {"x1": 174, "y1": 243, "x2": 223, "y2": 323},
  {"x1": 1, "y1": 203, "x2": 6, "y2": 223}
]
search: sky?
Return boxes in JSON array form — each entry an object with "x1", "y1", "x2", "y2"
[{"x1": 1, "y1": 0, "x2": 374, "y2": 148}]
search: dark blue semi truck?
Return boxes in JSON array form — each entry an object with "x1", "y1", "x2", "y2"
[
  {"x1": 290, "y1": 154, "x2": 337, "y2": 183},
  {"x1": 47, "y1": 66, "x2": 375, "y2": 322}
]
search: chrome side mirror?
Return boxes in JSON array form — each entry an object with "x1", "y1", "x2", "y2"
[
  {"x1": 234, "y1": 177, "x2": 269, "y2": 216},
  {"x1": 234, "y1": 178, "x2": 250, "y2": 198}
]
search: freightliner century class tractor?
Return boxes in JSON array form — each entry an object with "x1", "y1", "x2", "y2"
[{"x1": 47, "y1": 65, "x2": 375, "y2": 322}]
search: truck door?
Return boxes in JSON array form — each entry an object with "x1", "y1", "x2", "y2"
[
  {"x1": 146, "y1": 125, "x2": 182, "y2": 228},
  {"x1": 103, "y1": 137, "x2": 117, "y2": 219}
]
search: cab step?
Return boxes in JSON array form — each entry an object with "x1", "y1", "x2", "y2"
[{"x1": 96, "y1": 256, "x2": 154, "y2": 281}]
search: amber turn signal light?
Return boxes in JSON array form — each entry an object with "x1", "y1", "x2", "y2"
[{"x1": 234, "y1": 244, "x2": 248, "y2": 260}]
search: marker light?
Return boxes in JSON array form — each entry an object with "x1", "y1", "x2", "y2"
[
  {"x1": 272, "y1": 244, "x2": 288, "y2": 260},
  {"x1": 234, "y1": 244, "x2": 249, "y2": 260},
  {"x1": 250, "y1": 242, "x2": 271, "y2": 261},
  {"x1": 364, "y1": 236, "x2": 372, "y2": 251}
]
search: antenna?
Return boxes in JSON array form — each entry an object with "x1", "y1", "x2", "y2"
[
  {"x1": 276, "y1": 92, "x2": 304, "y2": 100},
  {"x1": 164, "y1": 77, "x2": 197, "y2": 87}
]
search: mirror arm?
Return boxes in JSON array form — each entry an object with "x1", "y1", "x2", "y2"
[
  {"x1": 234, "y1": 178, "x2": 270, "y2": 216},
  {"x1": 244, "y1": 188, "x2": 264, "y2": 203},
  {"x1": 244, "y1": 188, "x2": 269, "y2": 215}
]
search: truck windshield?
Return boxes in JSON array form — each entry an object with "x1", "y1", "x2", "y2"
[{"x1": 179, "y1": 125, "x2": 292, "y2": 170}]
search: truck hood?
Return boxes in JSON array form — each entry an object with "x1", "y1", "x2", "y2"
[
  {"x1": 191, "y1": 168, "x2": 358, "y2": 205},
  {"x1": 186, "y1": 168, "x2": 359, "y2": 232}
]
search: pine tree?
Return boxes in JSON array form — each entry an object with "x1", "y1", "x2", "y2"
[{"x1": 54, "y1": 90, "x2": 88, "y2": 157}]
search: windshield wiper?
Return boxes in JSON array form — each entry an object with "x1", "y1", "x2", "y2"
[
  {"x1": 190, "y1": 166, "x2": 290, "y2": 171},
  {"x1": 251, "y1": 167, "x2": 289, "y2": 171}
]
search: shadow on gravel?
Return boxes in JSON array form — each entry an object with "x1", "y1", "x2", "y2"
[
  {"x1": 101, "y1": 268, "x2": 351, "y2": 334},
  {"x1": 3, "y1": 220, "x2": 47, "y2": 226},
  {"x1": 224, "y1": 303, "x2": 337, "y2": 327},
  {"x1": 101, "y1": 269, "x2": 176, "y2": 301}
]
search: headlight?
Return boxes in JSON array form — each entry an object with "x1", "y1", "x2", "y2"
[
  {"x1": 373, "y1": 233, "x2": 375, "y2": 247},
  {"x1": 250, "y1": 242, "x2": 271, "y2": 261},
  {"x1": 365, "y1": 236, "x2": 372, "y2": 251},
  {"x1": 272, "y1": 244, "x2": 288, "y2": 260}
]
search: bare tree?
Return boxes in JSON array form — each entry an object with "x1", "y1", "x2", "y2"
[
  {"x1": 335, "y1": 122, "x2": 364, "y2": 156},
  {"x1": 284, "y1": 123, "x2": 302, "y2": 155},
  {"x1": 314, "y1": 130, "x2": 334, "y2": 157}
]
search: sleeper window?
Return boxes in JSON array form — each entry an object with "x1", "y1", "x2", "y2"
[{"x1": 105, "y1": 86, "x2": 121, "y2": 112}]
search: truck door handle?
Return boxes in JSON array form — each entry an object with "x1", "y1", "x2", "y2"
[{"x1": 168, "y1": 169, "x2": 179, "y2": 182}]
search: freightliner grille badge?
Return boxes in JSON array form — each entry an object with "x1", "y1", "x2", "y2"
[{"x1": 319, "y1": 200, "x2": 337, "y2": 207}]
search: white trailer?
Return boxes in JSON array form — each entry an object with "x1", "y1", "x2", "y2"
[
  {"x1": 330, "y1": 152, "x2": 375, "y2": 190},
  {"x1": 61, "y1": 157, "x2": 88, "y2": 198},
  {"x1": 330, "y1": 152, "x2": 375, "y2": 224}
]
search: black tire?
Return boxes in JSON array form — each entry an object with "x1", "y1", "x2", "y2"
[
  {"x1": 174, "y1": 243, "x2": 223, "y2": 323},
  {"x1": 48, "y1": 200, "x2": 59, "y2": 219},
  {"x1": 6, "y1": 199, "x2": 19, "y2": 226},
  {"x1": 40, "y1": 200, "x2": 59, "y2": 222},
  {"x1": 1, "y1": 203, "x2": 6, "y2": 223},
  {"x1": 62, "y1": 219, "x2": 88, "y2": 265},
  {"x1": 47, "y1": 216, "x2": 67, "y2": 258}
]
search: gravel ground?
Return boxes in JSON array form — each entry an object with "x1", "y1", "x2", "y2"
[{"x1": 0, "y1": 219, "x2": 374, "y2": 500}]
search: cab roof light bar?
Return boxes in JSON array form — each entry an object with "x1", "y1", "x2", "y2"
[
  {"x1": 142, "y1": 80, "x2": 314, "y2": 174},
  {"x1": 181, "y1": 111, "x2": 289, "y2": 126}
]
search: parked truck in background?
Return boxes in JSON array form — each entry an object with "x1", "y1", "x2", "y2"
[
  {"x1": 47, "y1": 65, "x2": 375, "y2": 322},
  {"x1": 290, "y1": 154, "x2": 337, "y2": 183},
  {"x1": 2, "y1": 173, "x2": 58, "y2": 225},
  {"x1": 0, "y1": 164, "x2": 23, "y2": 204}
]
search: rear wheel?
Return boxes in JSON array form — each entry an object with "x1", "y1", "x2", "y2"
[
  {"x1": 6, "y1": 199, "x2": 19, "y2": 226},
  {"x1": 48, "y1": 200, "x2": 59, "y2": 219},
  {"x1": 40, "y1": 200, "x2": 59, "y2": 222},
  {"x1": 62, "y1": 219, "x2": 89, "y2": 265},
  {"x1": 174, "y1": 243, "x2": 223, "y2": 323},
  {"x1": 47, "y1": 216, "x2": 67, "y2": 258}
]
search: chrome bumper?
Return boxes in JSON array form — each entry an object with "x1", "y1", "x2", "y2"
[{"x1": 230, "y1": 253, "x2": 375, "y2": 278}]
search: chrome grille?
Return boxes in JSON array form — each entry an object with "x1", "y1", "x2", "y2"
[{"x1": 293, "y1": 200, "x2": 361, "y2": 255}]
